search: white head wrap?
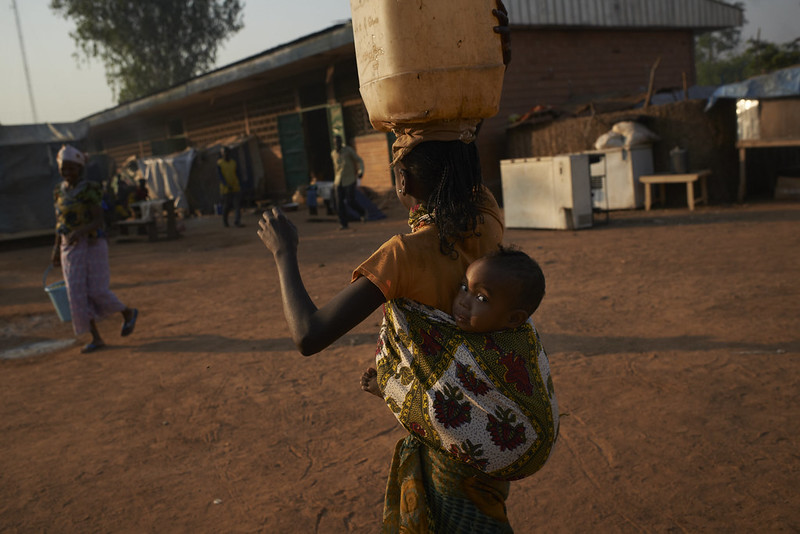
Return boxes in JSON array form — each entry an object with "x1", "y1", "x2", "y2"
[{"x1": 57, "y1": 144, "x2": 87, "y2": 168}]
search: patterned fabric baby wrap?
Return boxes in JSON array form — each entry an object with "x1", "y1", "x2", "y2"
[{"x1": 376, "y1": 298, "x2": 559, "y2": 481}]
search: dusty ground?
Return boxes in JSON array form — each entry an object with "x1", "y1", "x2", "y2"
[{"x1": 1, "y1": 198, "x2": 799, "y2": 533}]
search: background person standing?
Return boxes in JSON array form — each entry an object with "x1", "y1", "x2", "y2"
[
  {"x1": 217, "y1": 147, "x2": 244, "y2": 227},
  {"x1": 330, "y1": 135, "x2": 365, "y2": 230}
]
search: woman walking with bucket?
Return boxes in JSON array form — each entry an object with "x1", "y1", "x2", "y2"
[{"x1": 51, "y1": 144, "x2": 138, "y2": 353}]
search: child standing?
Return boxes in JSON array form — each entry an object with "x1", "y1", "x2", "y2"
[{"x1": 306, "y1": 177, "x2": 319, "y2": 216}]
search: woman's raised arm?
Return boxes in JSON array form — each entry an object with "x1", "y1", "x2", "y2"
[{"x1": 258, "y1": 207, "x2": 386, "y2": 355}]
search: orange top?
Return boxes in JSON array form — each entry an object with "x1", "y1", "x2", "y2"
[{"x1": 353, "y1": 187, "x2": 504, "y2": 314}]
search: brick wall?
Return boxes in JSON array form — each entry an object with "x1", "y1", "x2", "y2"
[
  {"x1": 105, "y1": 141, "x2": 149, "y2": 167},
  {"x1": 353, "y1": 133, "x2": 393, "y2": 192},
  {"x1": 90, "y1": 88, "x2": 295, "y2": 186},
  {"x1": 501, "y1": 28, "x2": 695, "y2": 111},
  {"x1": 181, "y1": 89, "x2": 296, "y2": 150},
  {"x1": 478, "y1": 27, "x2": 697, "y2": 198}
]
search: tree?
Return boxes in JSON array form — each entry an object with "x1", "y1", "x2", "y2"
[
  {"x1": 50, "y1": 0, "x2": 244, "y2": 103},
  {"x1": 695, "y1": 1, "x2": 800, "y2": 85},
  {"x1": 694, "y1": 1, "x2": 746, "y2": 85},
  {"x1": 697, "y1": 36, "x2": 800, "y2": 86},
  {"x1": 741, "y1": 38, "x2": 800, "y2": 78},
  {"x1": 695, "y1": 16, "x2": 744, "y2": 63}
]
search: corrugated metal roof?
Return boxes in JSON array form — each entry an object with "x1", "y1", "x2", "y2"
[
  {"x1": 81, "y1": 2, "x2": 743, "y2": 127},
  {"x1": 83, "y1": 23, "x2": 355, "y2": 128},
  {"x1": 0, "y1": 122, "x2": 87, "y2": 147},
  {"x1": 505, "y1": 0, "x2": 743, "y2": 29}
]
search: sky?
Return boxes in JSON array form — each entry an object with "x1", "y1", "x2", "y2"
[{"x1": 1, "y1": 0, "x2": 798, "y2": 126}]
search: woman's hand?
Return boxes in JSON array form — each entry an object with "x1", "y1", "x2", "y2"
[
  {"x1": 66, "y1": 229, "x2": 84, "y2": 245},
  {"x1": 493, "y1": 0, "x2": 511, "y2": 68},
  {"x1": 258, "y1": 206, "x2": 299, "y2": 257}
]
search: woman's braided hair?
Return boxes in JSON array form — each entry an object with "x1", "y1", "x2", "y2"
[{"x1": 400, "y1": 140, "x2": 485, "y2": 257}]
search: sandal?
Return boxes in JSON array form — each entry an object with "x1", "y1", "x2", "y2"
[
  {"x1": 81, "y1": 341, "x2": 106, "y2": 354},
  {"x1": 121, "y1": 308, "x2": 138, "y2": 337}
]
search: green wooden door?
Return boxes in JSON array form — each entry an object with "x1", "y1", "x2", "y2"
[{"x1": 278, "y1": 113, "x2": 309, "y2": 192}]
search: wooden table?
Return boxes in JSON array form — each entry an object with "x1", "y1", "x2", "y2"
[
  {"x1": 116, "y1": 199, "x2": 179, "y2": 241},
  {"x1": 639, "y1": 170, "x2": 711, "y2": 211}
]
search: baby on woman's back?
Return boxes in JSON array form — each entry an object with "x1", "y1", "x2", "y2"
[{"x1": 361, "y1": 244, "x2": 545, "y2": 395}]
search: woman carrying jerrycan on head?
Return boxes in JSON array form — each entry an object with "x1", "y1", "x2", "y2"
[{"x1": 258, "y1": 2, "x2": 557, "y2": 531}]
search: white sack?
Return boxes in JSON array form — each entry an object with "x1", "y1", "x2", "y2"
[
  {"x1": 594, "y1": 131, "x2": 626, "y2": 150},
  {"x1": 611, "y1": 121, "x2": 660, "y2": 147}
]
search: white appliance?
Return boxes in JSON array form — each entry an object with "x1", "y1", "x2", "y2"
[
  {"x1": 585, "y1": 145, "x2": 654, "y2": 210},
  {"x1": 500, "y1": 155, "x2": 593, "y2": 230}
]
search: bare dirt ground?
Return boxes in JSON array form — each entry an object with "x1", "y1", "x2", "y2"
[{"x1": 2, "y1": 198, "x2": 799, "y2": 533}]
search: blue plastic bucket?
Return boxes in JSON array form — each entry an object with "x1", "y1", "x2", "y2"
[{"x1": 43, "y1": 266, "x2": 71, "y2": 322}]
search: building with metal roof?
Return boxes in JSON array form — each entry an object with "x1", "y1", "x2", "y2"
[
  {"x1": 505, "y1": 0, "x2": 742, "y2": 29},
  {"x1": 79, "y1": 0, "x2": 743, "y2": 207}
]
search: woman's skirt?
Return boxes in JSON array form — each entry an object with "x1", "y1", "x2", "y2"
[
  {"x1": 382, "y1": 435, "x2": 514, "y2": 533},
  {"x1": 60, "y1": 237, "x2": 125, "y2": 336}
]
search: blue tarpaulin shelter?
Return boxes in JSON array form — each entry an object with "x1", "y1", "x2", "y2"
[
  {"x1": 706, "y1": 66, "x2": 800, "y2": 109},
  {"x1": 705, "y1": 66, "x2": 800, "y2": 202}
]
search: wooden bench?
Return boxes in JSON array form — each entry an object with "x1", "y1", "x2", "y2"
[
  {"x1": 116, "y1": 218, "x2": 158, "y2": 241},
  {"x1": 639, "y1": 170, "x2": 711, "y2": 211},
  {"x1": 115, "y1": 198, "x2": 180, "y2": 242}
]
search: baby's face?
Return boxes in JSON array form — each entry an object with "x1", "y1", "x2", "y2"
[{"x1": 452, "y1": 258, "x2": 522, "y2": 333}]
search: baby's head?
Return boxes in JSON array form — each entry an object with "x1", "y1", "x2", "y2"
[{"x1": 452, "y1": 245, "x2": 545, "y2": 333}]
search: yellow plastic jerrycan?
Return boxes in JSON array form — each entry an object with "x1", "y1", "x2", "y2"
[{"x1": 350, "y1": 0, "x2": 505, "y2": 131}]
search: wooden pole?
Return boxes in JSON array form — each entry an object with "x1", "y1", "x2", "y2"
[
  {"x1": 326, "y1": 65, "x2": 336, "y2": 104},
  {"x1": 738, "y1": 146, "x2": 748, "y2": 203},
  {"x1": 644, "y1": 57, "x2": 662, "y2": 109},
  {"x1": 682, "y1": 72, "x2": 689, "y2": 100}
]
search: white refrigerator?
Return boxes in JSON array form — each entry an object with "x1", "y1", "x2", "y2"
[
  {"x1": 585, "y1": 145, "x2": 654, "y2": 210},
  {"x1": 500, "y1": 155, "x2": 593, "y2": 230}
]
